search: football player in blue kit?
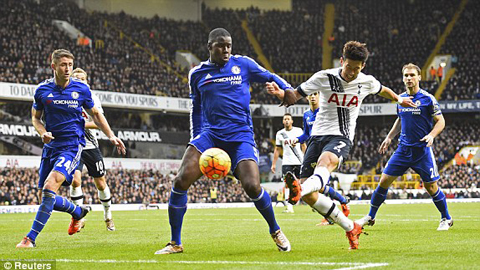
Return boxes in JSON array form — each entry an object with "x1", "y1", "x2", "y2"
[
  {"x1": 356, "y1": 63, "x2": 453, "y2": 231},
  {"x1": 16, "y1": 49, "x2": 126, "y2": 248},
  {"x1": 155, "y1": 28, "x2": 293, "y2": 254}
]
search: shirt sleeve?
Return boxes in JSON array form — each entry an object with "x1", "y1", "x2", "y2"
[
  {"x1": 298, "y1": 71, "x2": 325, "y2": 97},
  {"x1": 32, "y1": 87, "x2": 44, "y2": 111},
  {"x1": 297, "y1": 114, "x2": 310, "y2": 144},
  {"x1": 244, "y1": 56, "x2": 293, "y2": 90},
  {"x1": 275, "y1": 131, "x2": 282, "y2": 147},
  {"x1": 189, "y1": 70, "x2": 202, "y2": 140},
  {"x1": 368, "y1": 75, "x2": 382, "y2": 95},
  {"x1": 83, "y1": 86, "x2": 95, "y2": 110},
  {"x1": 92, "y1": 93, "x2": 104, "y2": 114},
  {"x1": 429, "y1": 95, "x2": 442, "y2": 116}
]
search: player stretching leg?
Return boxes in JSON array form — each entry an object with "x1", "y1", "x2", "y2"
[
  {"x1": 268, "y1": 41, "x2": 416, "y2": 249},
  {"x1": 16, "y1": 49, "x2": 125, "y2": 248},
  {"x1": 271, "y1": 113, "x2": 305, "y2": 213},
  {"x1": 70, "y1": 68, "x2": 115, "y2": 231},
  {"x1": 356, "y1": 63, "x2": 452, "y2": 231},
  {"x1": 155, "y1": 28, "x2": 292, "y2": 255},
  {"x1": 285, "y1": 92, "x2": 350, "y2": 225}
]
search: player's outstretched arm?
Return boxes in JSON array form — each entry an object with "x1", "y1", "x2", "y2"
[
  {"x1": 266, "y1": 82, "x2": 303, "y2": 107},
  {"x1": 31, "y1": 107, "x2": 54, "y2": 144},
  {"x1": 271, "y1": 146, "x2": 281, "y2": 173},
  {"x1": 379, "y1": 118, "x2": 401, "y2": 154},
  {"x1": 420, "y1": 114, "x2": 445, "y2": 147},
  {"x1": 378, "y1": 86, "x2": 416, "y2": 108},
  {"x1": 86, "y1": 107, "x2": 126, "y2": 155}
]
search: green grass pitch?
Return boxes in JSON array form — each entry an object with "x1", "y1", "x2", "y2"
[{"x1": 1, "y1": 202, "x2": 479, "y2": 270}]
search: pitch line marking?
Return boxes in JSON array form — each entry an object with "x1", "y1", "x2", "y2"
[{"x1": 54, "y1": 258, "x2": 388, "y2": 269}]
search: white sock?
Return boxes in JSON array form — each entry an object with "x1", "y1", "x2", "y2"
[
  {"x1": 312, "y1": 193, "x2": 354, "y2": 232},
  {"x1": 286, "y1": 202, "x2": 294, "y2": 212},
  {"x1": 301, "y1": 166, "x2": 330, "y2": 196},
  {"x1": 98, "y1": 185, "x2": 112, "y2": 220},
  {"x1": 70, "y1": 186, "x2": 84, "y2": 206}
]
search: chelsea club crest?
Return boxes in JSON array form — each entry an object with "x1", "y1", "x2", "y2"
[
  {"x1": 71, "y1": 91, "x2": 79, "y2": 99},
  {"x1": 231, "y1": 66, "x2": 241, "y2": 74}
]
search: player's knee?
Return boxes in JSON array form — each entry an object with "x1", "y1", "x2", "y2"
[
  {"x1": 242, "y1": 182, "x2": 261, "y2": 198},
  {"x1": 302, "y1": 192, "x2": 317, "y2": 206},
  {"x1": 94, "y1": 176, "x2": 107, "y2": 190}
]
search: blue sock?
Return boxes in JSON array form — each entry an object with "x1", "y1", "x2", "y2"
[
  {"x1": 26, "y1": 189, "x2": 56, "y2": 242},
  {"x1": 368, "y1": 186, "x2": 389, "y2": 219},
  {"x1": 168, "y1": 187, "x2": 188, "y2": 245},
  {"x1": 431, "y1": 189, "x2": 451, "y2": 219},
  {"x1": 252, "y1": 188, "x2": 280, "y2": 234},
  {"x1": 53, "y1": 196, "x2": 83, "y2": 219},
  {"x1": 323, "y1": 186, "x2": 348, "y2": 204}
]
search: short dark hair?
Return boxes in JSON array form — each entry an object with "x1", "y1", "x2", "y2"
[
  {"x1": 342, "y1": 41, "x2": 369, "y2": 63},
  {"x1": 283, "y1": 113, "x2": 292, "y2": 118},
  {"x1": 208, "y1": 28, "x2": 231, "y2": 45}
]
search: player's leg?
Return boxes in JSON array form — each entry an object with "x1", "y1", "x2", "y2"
[
  {"x1": 281, "y1": 165, "x2": 296, "y2": 213},
  {"x1": 155, "y1": 145, "x2": 203, "y2": 255},
  {"x1": 18, "y1": 148, "x2": 86, "y2": 247},
  {"x1": 70, "y1": 159, "x2": 85, "y2": 206},
  {"x1": 356, "y1": 173, "x2": 398, "y2": 227},
  {"x1": 231, "y1": 141, "x2": 290, "y2": 252},
  {"x1": 70, "y1": 171, "x2": 84, "y2": 205},
  {"x1": 84, "y1": 148, "x2": 115, "y2": 230},
  {"x1": 235, "y1": 159, "x2": 291, "y2": 252},
  {"x1": 412, "y1": 147, "x2": 452, "y2": 230}
]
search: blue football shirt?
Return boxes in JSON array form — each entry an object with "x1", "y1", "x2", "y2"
[
  {"x1": 297, "y1": 107, "x2": 319, "y2": 144},
  {"x1": 397, "y1": 89, "x2": 442, "y2": 147},
  {"x1": 33, "y1": 78, "x2": 94, "y2": 148},
  {"x1": 189, "y1": 55, "x2": 292, "y2": 142}
]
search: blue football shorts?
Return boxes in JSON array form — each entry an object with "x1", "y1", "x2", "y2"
[
  {"x1": 383, "y1": 144, "x2": 440, "y2": 183},
  {"x1": 38, "y1": 145, "x2": 83, "y2": 188},
  {"x1": 189, "y1": 131, "x2": 259, "y2": 172}
]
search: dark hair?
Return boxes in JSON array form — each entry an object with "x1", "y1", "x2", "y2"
[
  {"x1": 208, "y1": 28, "x2": 231, "y2": 45},
  {"x1": 342, "y1": 41, "x2": 369, "y2": 63},
  {"x1": 283, "y1": 113, "x2": 292, "y2": 118}
]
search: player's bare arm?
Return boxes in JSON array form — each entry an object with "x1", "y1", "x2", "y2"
[
  {"x1": 271, "y1": 146, "x2": 282, "y2": 173},
  {"x1": 379, "y1": 118, "x2": 401, "y2": 154},
  {"x1": 86, "y1": 106, "x2": 126, "y2": 155},
  {"x1": 420, "y1": 114, "x2": 445, "y2": 147},
  {"x1": 31, "y1": 107, "x2": 54, "y2": 144},
  {"x1": 84, "y1": 121, "x2": 98, "y2": 129},
  {"x1": 266, "y1": 82, "x2": 303, "y2": 107},
  {"x1": 378, "y1": 86, "x2": 416, "y2": 108}
]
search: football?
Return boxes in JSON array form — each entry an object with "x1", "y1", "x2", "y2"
[{"x1": 199, "y1": 148, "x2": 231, "y2": 180}]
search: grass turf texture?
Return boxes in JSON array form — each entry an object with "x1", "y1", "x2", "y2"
[{"x1": 1, "y1": 202, "x2": 479, "y2": 270}]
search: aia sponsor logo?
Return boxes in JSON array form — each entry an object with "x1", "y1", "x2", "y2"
[{"x1": 327, "y1": 93, "x2": 359, "y2": 107}]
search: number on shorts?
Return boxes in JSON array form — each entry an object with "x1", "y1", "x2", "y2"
[
  {"x1": 56, "y1": 157, "x2": 71, "y2": 169},
  {"x1": 430, "y1": 167, "x2": 439, "y2": 178},
  {"x1": 96, "y1": 160, "x2": 105, "y2": 175},
  {"x1": 334, "y1": 141, "x2": 347, "y2": 153}
]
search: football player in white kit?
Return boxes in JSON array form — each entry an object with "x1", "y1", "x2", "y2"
[
  {"x1": 267, "y1": 41, "x2": 416, "y2": 249},
  {"x1": 70, "y1": 68, "x2": 116, "y2": 231},
  {"x1": 271, "y1": 113, "x2": 305, "y2": 213}
]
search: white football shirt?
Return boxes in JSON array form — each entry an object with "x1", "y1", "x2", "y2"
[
  {"x1": 275, "y1": 127, "x2": 304, "y2": 165},
  {"x1": 82, "y1": 94, "x2": 103, "y2": 150},
  {"x1": 298, "y1": 67, "x2": 381, "y2": 142}
]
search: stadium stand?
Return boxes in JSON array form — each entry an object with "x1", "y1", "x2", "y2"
[{"x1": 439, "y1": 0, "x2": 480, "y2": 100}]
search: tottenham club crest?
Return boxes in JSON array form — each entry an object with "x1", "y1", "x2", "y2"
[
  {"x1": 71, "y1": 91, "x2": 79, "y2": 99},
  {"x1": 231, "y1": 65, "x2": 241, "y2": 74}
]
